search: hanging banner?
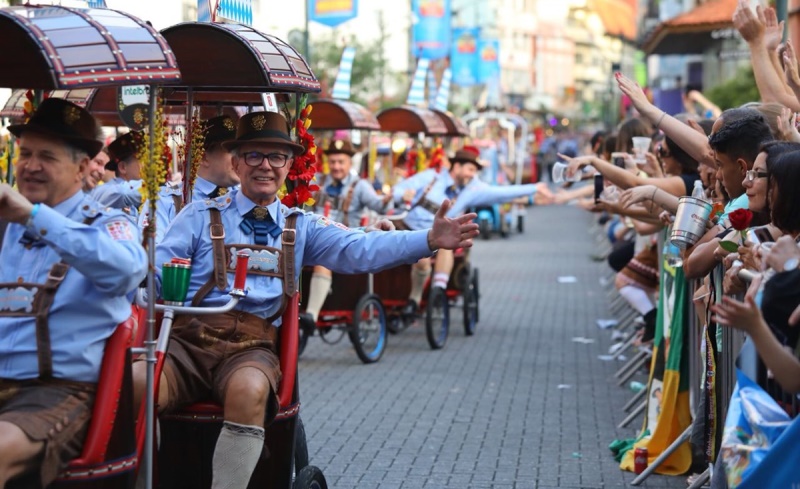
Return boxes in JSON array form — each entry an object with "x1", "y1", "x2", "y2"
[
  {"x1": 308, "y1": 0, "x2": 359, "y2": 28},
  {"x1": 87, "y1": 0, "x2": 107, "y2": 7},
  {"x1": 411, "y1": 0, "x2": 451, "y2": 60},
  {"x1": 433, "y1": 68, "x2": 451, "y2": 111},
  {"x1": 217, "y1": 0, "x2": 253, "y2": 25},
  {"x1": 477, "y1": 38, "x2": 500, "y2": 84},
  {"x1": 331, "y1": 46, "x2": 357, "y2": 100},
  {"x1": 451, "y1": 27, "x2": 479, "y2": 87},
  {"x1": 407, "y1": 58, "x2": 430, "y2": 106}
]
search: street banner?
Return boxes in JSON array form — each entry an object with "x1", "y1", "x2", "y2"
[
  {"x1": 451, "y1": 27, "x2": 479, "y2": 86},
  {"x1": 87, "y1": 0, "x2": 107, "y2": 7},
  {"x1": 621, "y1": 235, "x2": 692, "y2": 475},
  {"x1": 331, "y1": 46, "x2": 356, "y2": 100},
  {"x1": 217, "y1": 0, "x2": 252, "y2": 25},
  {"x1": 411, "y1": 0, "x2": 451, "y2": 60},
  {"x1": 427, "y1": 69, "x2": 437, "y2": 107},
  {"x1": 433, "y1": 68, "x2": 451, "y2": 111},
  {"x1": 477, "y1": 38, "x2": 500, "y2": 84},
  {"x1": 407, "y1": 58, "x2": 430, "y2": 106},
  {"x1": 197, "y1": 0, "x2": 212, "y2": 22},
  {"x1": 308, "y1": 0, "x2": 359, "y2": 28}
]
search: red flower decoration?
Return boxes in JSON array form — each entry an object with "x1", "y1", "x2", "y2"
[
  {"x1": 729, "y1": 209, "x2": 753, "y2": 231},
  {"x1": 281, "y1": 101, "x2": 318, "y2": 207},
  {"x1": 429, "y1": 147, "x2": 445, "y2": 172}
]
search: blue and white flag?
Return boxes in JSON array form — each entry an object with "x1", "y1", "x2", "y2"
[
  {"x1": 406, "y1": 58, "x2": 430, "y2": 106},
  {"x1": 87, "y1": 0, "x2": 107, "y2": 7},
  {"x1": 197, "y1": 0, "x2": 212, "y2": 22},
  {"x1": 427, "y1": 68, "x2": 437, "y2": 107},
  {"x1": 331, "y1": 46, "x2": 356, "y2": 100},
  {"x1": 433, "y1": 68, "x2": 451, "y2": 111},
  {"x1": 217, "y1": 0, "x2": 252, "y2": 25}
]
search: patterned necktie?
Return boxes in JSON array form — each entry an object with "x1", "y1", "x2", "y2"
[
  {"x1": 445, "y1": 185, "x2": 459, "y2": 200},
  {"x1": 240, "y1": 207, "x2": 281, "y2": 245},
  {"x1": 326, "y1": 181, "x2": 343, "y2": 198},
  {"x1": 19, "y1": 230, "x2": 45, "y2": 248}
]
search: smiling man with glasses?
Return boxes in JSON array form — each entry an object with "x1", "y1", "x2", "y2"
[{"x1": 138, "y1": 111, "x2": 479, "y2": 489}]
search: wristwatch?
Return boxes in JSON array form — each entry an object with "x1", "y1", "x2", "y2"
[{"x1": 783, "y1": 257, "x2": 799, "y2": 272}]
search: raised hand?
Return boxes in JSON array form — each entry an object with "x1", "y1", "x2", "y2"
[
  {"x1": 615, "y1": 72, "x2": 651, "y2": 114},
  {"x1": 0, "y1": 184, "x2": 35, "y2": 224},
  {"x1": 783, "y1": 41, "x2": 800, "y2": 90},
  {"x1": 733, "y1": 0, "x2": 765, "y2": 45},
  {"x1": 776, "y1": 106, "x2": 800, "y2": 143},
  {"x1": 427, "y1": 199, "x2": 479, "y2": 250},
  {"x1": 557, "y1": 153, "x2": 594, "y2": 180},
  {"x1": 763, "y1": 6, "x2": 785, "y2": 52}
]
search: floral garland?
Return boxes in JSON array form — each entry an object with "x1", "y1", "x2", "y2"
[
  {"x1": 136, "y1": 92, "x2": 170, "y2": 221},
  {"x1": 178, "y1": 110, "x2": 206, "y2": 202},
  {"x1": 281, "y1": 96, "x2": 319, "y2": 208},
  {"x1": 428, "y1": 145, "x2": 445, "y2": 173},
  {"x1": 404, "y1": 148, "x2": 419, "y2": 178}
]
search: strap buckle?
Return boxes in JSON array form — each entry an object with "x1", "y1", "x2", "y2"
[
  {"x1": 282, "y1": 228, "x2": 296, "y2": 246},
  {"x1": 210, "y1": 223, "x2": 226, "y2": 240}
]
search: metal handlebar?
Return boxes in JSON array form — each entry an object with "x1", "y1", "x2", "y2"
[{"x1": 135, "y1": 289, "x2": 245, "y2": 315}]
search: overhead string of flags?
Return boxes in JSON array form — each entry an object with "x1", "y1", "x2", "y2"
[
  {"x1": 331, "y1": 47, "x2": 356, "y2": 101},
  {"x1": 197, "y1": 0, "x2": 253, "y2": 26}
]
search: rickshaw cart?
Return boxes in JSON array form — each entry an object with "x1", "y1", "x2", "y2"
[{"x1": 374, "y1": 105, "x2": 480, "y2": 349}]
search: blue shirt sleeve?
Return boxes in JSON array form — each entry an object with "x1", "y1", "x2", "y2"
[{"x1": 446, "y1": 182, "x2": 538, "y2": 217}]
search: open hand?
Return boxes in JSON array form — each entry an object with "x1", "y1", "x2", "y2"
[
  {"x1": 427, "y1": 199, "x2": 479, "y2": 250},
  {"x1": 783, "y1": 41, "x2": 800, "y2": 91},
  {"x1": 614, "y1": 72, "x2": 651, "y2": 114},
  {"x1": 533, "y1": 183, "x2": 554, "y2": 205},
  {"x1": 620, "y1": 184, "x2": 657, "y2": 208},
  {"x1": 711, "y1": 274, "x2": 765, "y2": 333},
  {"x1": 0, "y1": 184, "x2": 35, "y2": 224},
  {"x1": 557, "y1": 153, "x2": 594, "y2": 180},
  {"x1": 733, "y1": 0, "x2": 766, "y2": 45},
  {"x1": 765, "y1": 235, "x2": 800, "y2": 271},
  {"x1": 763, "y1": 5, "x2": 785, "y2": 51},
  {"x1": 777, "y1": 106, "x2": 800, "y2": 143}
]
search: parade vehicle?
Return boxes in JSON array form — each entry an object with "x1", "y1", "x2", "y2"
[
  {"x1": 0, "y1": 5, "x2": 327, "y2": 488},
  {"x1": 296, "y1": 98, "x2": 389, "y2": 364},
  {"x1": 462, "y1": 110, "x2": 531, "y2": 238},
  {"x1": 373, "y1": 105, "x2": 480, "y2": 350}
]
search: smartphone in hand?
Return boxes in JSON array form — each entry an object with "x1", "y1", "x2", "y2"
[{"x1": 594, "y1": 174, "x2": 604, "y2": 203}]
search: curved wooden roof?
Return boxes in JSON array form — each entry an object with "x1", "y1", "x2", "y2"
[
  {"x1": 0, "y1": 5, "x2": 181, "y2": 90},
  {"x1": 310, "y1": 99, "x2": 380, "y2": 131},
  {"x1": 431, "y1": 109, "x2": 468, "y2": 137},
  {"x1": 376, "y1": 106, "x2": 448, "y2": 135},
  {"x1": 160, "y1": 22, "x2": 320, "y2": 94}
]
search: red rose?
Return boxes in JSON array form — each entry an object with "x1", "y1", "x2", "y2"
[{"x1": 728, "y1": 208, "x2": 753, "y2": 231}]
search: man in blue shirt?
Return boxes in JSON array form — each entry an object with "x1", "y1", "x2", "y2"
[
  {"x1": 138, "y1": 115, "x2": 240, "y2": 244},
  {"x1": 304, "y1": 138, "x2": 393, "y2": 323},
  {"x1": 92, "y1": 131, "x2": 144, "y2": 218},
  {"x1": 134, "y1": 111, "x2": 478, "y2": 489},
  {"x1": 0, "y1": 98, "x2": 147, "y2": 487},
  {"x1": 392, "y1": 147, "x2": 551, "y2": 311}
]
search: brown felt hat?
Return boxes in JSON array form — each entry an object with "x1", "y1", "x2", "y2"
[
  {"x1": 450, "y1": 147, "x2": 485, "y2": 168},
  {"x1": 106, "y1": 131, "x2": 143, "y2": 171},
  {"x1": 203, "y1": 115, "x2": 237, "y2": 149},
  {"x1": 222, "y1": 111, "x2": 305, "y2": 155},
  {"x1": 7, "y1": 98, "x2": 103, "y2": 158},
  {"x1": 324, "y1": 139, "x2": 356, "y2": 156}
]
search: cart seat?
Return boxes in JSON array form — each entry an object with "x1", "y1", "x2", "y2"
[{"x1": 51, "y1": 312, "x2": 139, "y2": 487}]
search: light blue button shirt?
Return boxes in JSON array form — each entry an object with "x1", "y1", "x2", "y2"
[
  {"x1": 0, "y1": 191, "x2": 147, "y2": 382},
  {"x1": 391, "y1": 169, "x2": 454, "y2": 230},
  {"x1": 446, "y1": 179, "x2": 538, "y2": 217},
  {"x1": 156, "y1": 189, "x2": 432, "y2": 320},
  {"x1": 313, "y1": 173, "x2": 390, "y2": 227},
  {"x1": 92, "y1": 177, "x2": 143, "y2": 219}
]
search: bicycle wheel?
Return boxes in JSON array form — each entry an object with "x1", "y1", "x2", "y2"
[
  {"x1": 348, "y1": 294, "x2": 387, "y2": 364},
  {"x1": 425, "y1": 286, "x2": 450, "y2": 350}
]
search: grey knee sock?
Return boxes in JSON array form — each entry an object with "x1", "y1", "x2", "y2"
[{"x1": 211, "y1": 421, "x2": 265, "y2": 489}]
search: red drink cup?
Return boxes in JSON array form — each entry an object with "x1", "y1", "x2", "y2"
[{"x1": 233, "y1": 251, "x2": 249, "y2": 290}]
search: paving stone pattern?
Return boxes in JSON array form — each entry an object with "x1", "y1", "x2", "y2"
[{"x1": 298, "y1": 205, "x2": 687, "y2": 488}]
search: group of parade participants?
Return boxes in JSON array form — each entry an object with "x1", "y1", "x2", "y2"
[{"x1": 0, "y1": 63, "x2": 553, "y2": 489}]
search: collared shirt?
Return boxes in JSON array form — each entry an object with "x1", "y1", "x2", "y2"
[
  {"x1": 0, "y1": 191, "x2": 147, "y2": 382},
  {"x1": 314, "y1": 173, "x2": 390, "y2": 227},
  {"x1": 138, "y1": 177, "x2": 238, "y2": 245},
  {"x1": 92, "y1": 177, "x2": 143, "y2": 219},
  {"x1": 446, "y1": 179, "x2": 538, "y2": 217},
  {"x1": 391, "y1": 169, "x2": 454, "y2": 230},
  {"x1": 156, "y1": 189, "x2": 432, "y2": 321}
]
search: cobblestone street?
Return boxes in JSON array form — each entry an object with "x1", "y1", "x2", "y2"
[{"x1": 298, "y1": 205, "x2": 687, "y2": 489}]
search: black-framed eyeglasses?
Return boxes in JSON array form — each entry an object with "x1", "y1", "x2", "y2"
[
  {"x1": 242, "y1": 151, "x2": 291, "y2": 168},
  {"x1": 656, "y1": 143, "x2": 670, "y2": 159},
  {"x1": 745, "y1": 170, "x2": 769, "y2": 182}
]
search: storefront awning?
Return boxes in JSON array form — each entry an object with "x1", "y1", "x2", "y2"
[{"x1": 642, "y1": 0, "x2": 737, "y2": 55}]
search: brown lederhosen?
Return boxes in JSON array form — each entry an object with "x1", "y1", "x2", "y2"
[
  {"x1": 0, "y1": 218, "x2": 98, "y2": 487},
  {"x1": 161, "y1": 211, "x2": 298, "y2": 423},
  {"x1": 172, "y1": 194, "x2": 183, "y2": 214},
  {"x1": 314, "y1": 174, "x2": 357, "y2": 224}
]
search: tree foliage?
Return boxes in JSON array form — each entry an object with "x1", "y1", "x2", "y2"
[{"x1": 706, "y1": 66, "x2": 761, "y2": 110}]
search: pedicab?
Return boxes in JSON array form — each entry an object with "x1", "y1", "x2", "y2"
[
  {"x1": 0, "y1": 5, "x2": 180, "y2": 488},
  {"x1": 462, "y1": 111, "x2": 530, "y2": 237},
  {"x1": 135, "y1": 21, "x2": 327, "y2": 489},
  {"x1": 296, "y1": 98, "x2": 389, "y2": 364},
  {"x1": 374, "y1": 105, "x2": 480, "y2": 350}
]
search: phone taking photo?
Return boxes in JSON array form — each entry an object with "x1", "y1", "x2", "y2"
[
  {"x1": 611, "y1": 152, "x2": 626, "y2": 168},
  {"x1": 594, "y1": 174, "x2": 604, "y2": 203}
]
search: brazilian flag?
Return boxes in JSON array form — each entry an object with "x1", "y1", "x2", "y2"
[{"x1": 621, "y1": 237, "x2": 692, "y2": 474}]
